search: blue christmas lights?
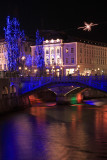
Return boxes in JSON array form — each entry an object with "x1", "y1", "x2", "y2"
[
  {"x1": 4, "y1": 16, "x2": 25, "y2": 71},
  {"x1": 35, "y1": 30, "x2": 44, "y2": 75},
  {"x1": 25, "y1": 54, "x2": 32, "y2": 67}
]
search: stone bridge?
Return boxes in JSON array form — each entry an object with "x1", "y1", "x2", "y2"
[
  {"x1": 15, "y1": 75, "x2": 107, "y2": 94},
  {"x1": 10, "y1": 75, "x2": 107, "y2": 104},
  {"x1": 0, "y1": 75, "x2": 107, "y2": 106}
]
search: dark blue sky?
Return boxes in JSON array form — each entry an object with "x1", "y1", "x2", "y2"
[{"x1": 0, "y1": 1, "x2": 107, "y2": 42}]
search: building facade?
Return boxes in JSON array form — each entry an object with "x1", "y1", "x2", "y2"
[
  {"x1": 76, "y1": 42, "x2": 107, "y2": 75},
  {"x1": 0, "y1": 38, "x2": 33, "y2": 76},
  {"x1": 1, "y1": 37, "x2": 107, "y2": 76},
  {"x1": 31, "y1": 39, "x2": 63, "y2": 76},
  {"x1": 31, "y1": 39, "x2": 107, "y2": 76},
  {"x1": 0, "y1": 41, "x2": 8, "y2": 71}
]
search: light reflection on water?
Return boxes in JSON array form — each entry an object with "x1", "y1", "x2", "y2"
[{"x1": 0, "y1": 100, "x2": 107, "y2": 160}]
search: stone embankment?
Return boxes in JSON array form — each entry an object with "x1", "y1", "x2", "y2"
[
  {"x1": 0, "y1": 95, "x2": 31, "y2": 114},
  {"x1": 0, "y1": 78, "x2": 31, "y2": 114}
]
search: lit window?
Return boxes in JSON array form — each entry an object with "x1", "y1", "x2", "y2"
[
  {"x1": 46, "y1": 69, "x2": 49, "y2": 72},
  {"x1": 19, "y1": 66, "x2": 21, "y2": 70},
  {"x1": 34, "y1": 69, "x2": 37, "y2": 73},
  {"x1": 66, "y1": 48, "x2": 68, "y2": 53},
  {"x1": 0, "y1": 64, "x2": 2, "y2": 70}
]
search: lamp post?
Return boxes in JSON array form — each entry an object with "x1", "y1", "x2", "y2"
[
  {"x1": 18, "y1": 66, "x2": 22, "y2": 76},
  {"x1": 77, "y1": 65, "x2": 80, "y2": 75},
  {"x1": 21, "y1": 56, "x2": 26, "y2": 76},
  {"x1": 52, "y1": 66, "x2": 55, "y2": 77},
  {"x1": 60, "y1": 67, "x2": 62, "y2": 76}
]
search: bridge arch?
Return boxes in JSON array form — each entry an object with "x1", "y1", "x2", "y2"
[
  {"x1": 2, "y1": 86, "x2": 8, "y2": 98},
  {"x1": 64, "y1": 87, "x2": 107, "y2": 104}
]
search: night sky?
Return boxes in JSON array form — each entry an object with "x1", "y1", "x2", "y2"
[{"x1": 0, "y1": 1, "x2": 107, "y2": 42}]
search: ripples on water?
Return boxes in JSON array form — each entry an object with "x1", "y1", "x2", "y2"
[{"x1": 0, "y1": 98, "x2": 107, "y2": 160}]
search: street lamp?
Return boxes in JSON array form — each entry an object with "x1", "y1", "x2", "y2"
[
  {"x1": 21, "y1": 56, "x2": 26, "y2": 76},
  {"x1": 19, "y1": 66, "x2": 22, "y2": 70},
  {"x1": 21, "y1": 56, "x2": 26, "y2": 61},
  {"x1": 78, "y1": 65, "x2": 80, "y2": 68},
  {"x1": 25, "y1": 67, "x2": 27, "y2": 70}
]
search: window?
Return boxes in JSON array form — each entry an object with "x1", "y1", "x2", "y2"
[
  {"x1": 57, "y1": 48, "x2": 60, "y2": 53},
  {"x1": 4, "y1": 64, "x2": 6, "y2": 70},
  {"x1": 71, "y1": 58, "x2": 74, "y2": 63},
  {"x1": 80, "y1": 48, "x2": 82, "y2": 53},
  {"x1": 57, "y1": 48, "x2": 60, "y2": 57},
  {"x1": 71, "y1": 48, "x2": 74, "y2": 53},
  {"x1": 66, "y1": 48, "x2": 68, "y2": 53},
  {"x1": 46, "y1": 50, "x2": 49, "y2": 54},
  {"x1": 0, "y1": 64, "x2": 2, "y2": 70},
  {"x1": 57, "y1": 58, "x2": 60, "y2": 65},
  {"x1": 46, "y1": 60, "x2": 50, "y2": 65},
  {"x1": 84, "y1": 49, "x2": 86, "y2": 56},
  {"x1": 66, "y1": 58, "x2": 68, "y2": 63},
  {"x1": 52, "y1": 58, "x2": 55, "y2": 65},
  {"x1": 46, "y1": 55, "x2": 49, "y2": 62},
  {"x1": 80, "y1": 58, "x2": 82, "y2": 63},
  {"x1": 51, "y1": 49, "x2": 54, "y2": 54}
]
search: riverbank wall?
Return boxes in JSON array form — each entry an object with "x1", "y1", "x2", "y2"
[{"x1": 0, "y1": 95, "x2": 31, "y2": 114}]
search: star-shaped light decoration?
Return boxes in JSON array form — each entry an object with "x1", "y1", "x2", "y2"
[{"x1": 78, "y1": 22, "x2": 98, "y2": 31}]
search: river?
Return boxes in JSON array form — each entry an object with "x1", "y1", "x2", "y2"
[{"x1": 0, "y1": 97, "x2": 107, "y2": 160}]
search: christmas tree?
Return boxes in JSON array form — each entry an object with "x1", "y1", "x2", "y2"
[
  {"x1": 35, "y1": 30, "x2": 45, "y2": 76},
  {"x1": 4, "y1": 16, "x2": 25, "y2": 71},
  {"x1": 25, "y1": 54, "x2": 32, "y2": 68}
]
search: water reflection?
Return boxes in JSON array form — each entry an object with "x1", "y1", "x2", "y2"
[{"x1": 0, "y1": 100, "x2": 107, "y2": 159}]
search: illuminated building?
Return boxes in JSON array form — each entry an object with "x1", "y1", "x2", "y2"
[
  {"x1": 31, "y1": 39, "x2": 107, "y2": 76},
  {"x1": 76, "y1": 41, "x2": 107, "y2": 75},
  {"x1": 31, "y1": 39, "x2": 63, "y2": 76},
  {"x1": 0, "y1": 37, "x2": 33, "y2": 73},
  {"x1": 1, "y1": 36, "x2": 107, "y2": 76},
  {"x1": 43, "y1": 39, "x2": 63, "y2": 76},
  {"x1": 0, "y1": 41, "x2": 8, "y2": 71}
]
